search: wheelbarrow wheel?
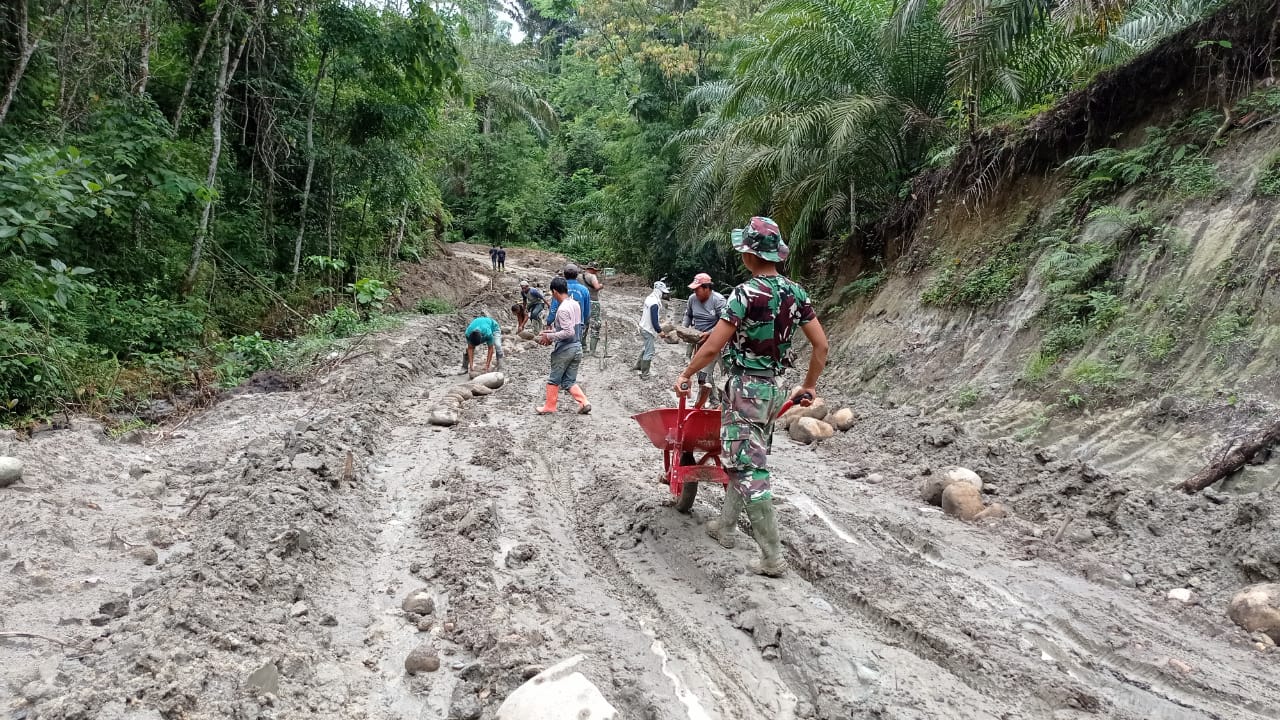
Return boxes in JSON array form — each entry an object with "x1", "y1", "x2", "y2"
[{"x1": 674, "y1": 451, "x2": 698, "y2": 514}]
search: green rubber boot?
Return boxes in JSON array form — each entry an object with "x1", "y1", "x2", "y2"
[
  {"x1": 745, "y1": 500, "x2": 787, "y2": 577},
  {"x1": 639, "y1": 358, "x2": 652, "y2": 379},
  {"x1": 705, "y1": 487, "x2": 744, "y2": 549},
  {"x1": 632, "y1": 356, "x2": 642, "y2": 371},
  {"x1": 589, "y1": 335, "x2": 599, "y2": 356}
]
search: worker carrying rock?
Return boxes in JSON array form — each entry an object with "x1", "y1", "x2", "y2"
[
  {"x1": 635, "y1": 280, "x2": 670, "y2": 379},
  {"x1": 462, "y1": 315, "x2": 503, "y2": 375},
  {"x1": 535, "y1": 277, "x2": 591, "y2": 415},
  {"x1": 674, "y1": 217, "x2": 829, "y2": 578},
  {"x1": 520, "y1": 280, "x2": 546, "y2": 332},
  {"x1": 681, "y1": 272, "x2": 726, "y2": 404}
]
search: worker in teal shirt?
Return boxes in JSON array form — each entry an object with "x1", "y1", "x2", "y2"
[{"x1": 462, "y1": 316, "x2": 503, "y2": 373}]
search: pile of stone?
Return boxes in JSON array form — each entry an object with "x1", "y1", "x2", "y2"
[
  {"x1": 428, "y1": 372, "x2": 505, "y2": 427},
  {"x1": 920, "y1": 466, "x2": 1006, "y2": 522},
  {"x1": 776, "y1": 397, "x2": 856, "y2": 445}
]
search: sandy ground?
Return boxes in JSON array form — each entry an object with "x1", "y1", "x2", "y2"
[{"x1": 2, "y1": 247, "x2": 1277, "y2": 720}]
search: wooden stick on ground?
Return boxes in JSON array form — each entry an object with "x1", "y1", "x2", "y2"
[{"x1": 1182, "y1": 418, "x2": 1280, "y2": 493}]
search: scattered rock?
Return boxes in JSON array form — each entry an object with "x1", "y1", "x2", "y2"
[
  {"x1": 429, "y1": 408, "x2": 460, "y2": 427},
  {"x1": 1167, "y1": 588, "x2": 1197, "y2": 604},
  {"x1": 920, "y1": 466, "x2": 982, "y2": 505},
  {"x1": 1227, "y1": 583, "x2": 1280, "y2": 642},
  {"x1": 506, "y1": 543, "x2": 537, "y2": 568},
  {"x1": 131, "y1": 546, "x2": 159, "y2": 566},
  {"x1": 924, "y1": 428, "x2": 955, "y2": 447},
  {"x1": 517, "y1": 329, "x2": 536, "y2": 340},
  {"x1": 449, "y1": 386, "x2": 475, "y2": 400},
  {"x1": 941, "y1": 483, "x2": 984, "y2": 521},
  {"x1": 864, "y1": 473, "x2": 885, "y2": 484},
  {"x1": 405, "y1": 644, "x2": 441, "y2": 675},
  {"x1": 1034, "y1": 447, "x2": 1057, "y2": 464},
  {"x1": 127, "y1": 464, "x2": 152, "y2": 478},
  {"x1": 401, "y1": 589, "x2": 435, "y2": 616},
  {"x1": 99, "y1": 594, "x2": 130, "y2": 619},
  {"x1": 290, "y1": 601, "x2": 309, "y2": 618},
  {"x1": 472, "y1": 372, "x2": 505, "y2": 389},
  {"x1": 247, "y1": 661, "x2": 280, "y2": 694},
  {"x1": 789, "y1": 417, "x2": 834, "y2": 445},
  {"x1": 1, "y1": 456, "x2": 27, "y2": 486},
  {"x1": 1165, "y1": 658, "x2": 1194, "y2": 675},
  {"x1": 827, "y1": 407, "x2": 855, "y2": 432},
  {"x1": 134, "y1": 480, "x2": 167, "y2": 498},
  {"x1": 467, "y1": 383, "x2": 493, "y2": 396},
  {"x1": 395, "y1": 358, "x2": 415, "y2": 371}
]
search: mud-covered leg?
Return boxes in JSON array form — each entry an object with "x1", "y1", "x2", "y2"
[{"x1": 718, "y1": 376, "x2": 786, "y2": 576}]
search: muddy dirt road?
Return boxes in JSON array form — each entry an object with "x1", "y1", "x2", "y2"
[{"x1": 3, "y1": 247, "x2": 1277, "y2": 719}]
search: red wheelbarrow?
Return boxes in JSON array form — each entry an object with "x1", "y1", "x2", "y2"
[{"x1": 632, "y1": 390, "x2": 810, "y2": 513}]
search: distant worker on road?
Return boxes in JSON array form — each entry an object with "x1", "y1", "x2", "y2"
[
  {"x1": 682, "y1": 272, "x2": 727, "y2": 404},
  {"x1": 521, "y1": 280, "x2": 547, "y2": 331},
  {"x1": 635, "y1": 280, "x2": 670, "y2": 379},
  {"x1": 582, "y1": 261, "x2": 604, "y2": 356},
  {"x1": 675, "y1": 217, "x2": 828, "y2": 578},
  {"x1": 489, "y1": 245, "x2": 499, "y2": 271},
  {"x1": 497, "y1": 246, "x2": 507, "y2": 271},
  {"x1": 462, "y1": 315, "x2": 503, "y2": 374},
  {"x1": 535, "y1": 277, "x2": 591, "y2": 415}
]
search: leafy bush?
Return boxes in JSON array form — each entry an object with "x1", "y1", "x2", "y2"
[
  {"x1": 88, "y1": 289, "x2": 205, "y2": 356},
  {"x1": 837, "y1": 272, "x2": 886, "y2": 302},
  {"x1": 1207, "y1": 309, "x2": 1255, "y2": 365},
  {"x1": 1042, "y1": 321, "x2": 1087, "y2": 356},
  {"x1": 1166, "y1": 156, "x2": 1224, "y2": 198},
  {"x1": 347, "y1": 278, "x2": 392, "y2": 315},
  {"x1": 416, "y1": 297, "x2": 455, "y2": 315},
  {"x1": 0, "y1": 319, "x2": 75, "y2": 416},
  {"x1": 215, "y1": 332, "x2": 280, "y2": 387},
  {"x1": 952, "y1": 385, "x2": 980, "y2": 409},
  {"x1": 1255, "y1": 153, "x2": 1280, "y2": 197},
  {"x1": 307, "y1": 306, "x2": 363, "y2": 337}
]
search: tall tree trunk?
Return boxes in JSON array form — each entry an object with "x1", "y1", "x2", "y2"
[
  {"x1": 0, "y1": 0, "x2": 37, "y2": 126},
  {"x1": 291, "y1": 50, "x2": 329, "y2": 283},
  {"x1": 388, "y1": 200, "x2": 408, "y2": 264},
  {"x1": 171, "y1": 0, "x2": 224, "y2": 135},
  {"x1": 182, "y1": 21, "x2": 250, "y2": 295},
  {"x1": 133, "y1": 2, "x2": 152, "y2": 95}
]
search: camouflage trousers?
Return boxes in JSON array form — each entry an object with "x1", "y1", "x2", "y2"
[{"x1": 721, "y1": 373, "x2": 784, "y2": 504}]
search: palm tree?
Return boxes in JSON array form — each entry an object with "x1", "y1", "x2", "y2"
[{"x1": 671, "y1": 0, "x2": 952, "y2": 265}]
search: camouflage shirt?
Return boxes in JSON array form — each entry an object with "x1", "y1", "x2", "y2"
[{"x1": 720, "y1": 275, "x2": 816, "y2": 376}]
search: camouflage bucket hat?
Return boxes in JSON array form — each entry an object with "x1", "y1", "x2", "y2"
[{"x1": 730, "y1": 216, "x2": 789, "y2": 262}]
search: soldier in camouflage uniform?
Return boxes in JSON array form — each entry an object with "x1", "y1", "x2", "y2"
[{"x1": 674, "y1": 216, "x2": 829, "y2": 577}]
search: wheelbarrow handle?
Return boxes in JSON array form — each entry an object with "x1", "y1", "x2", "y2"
[{"x1": 775, "y1": 391, "x2": 814, "y2": 419}]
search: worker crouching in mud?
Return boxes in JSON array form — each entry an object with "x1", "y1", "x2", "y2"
[
  {"x1": 462, "y1": 315, "x2": 503, "y2": 375},
  {"x1": 675, "y1": 217, "x2": 829, "y2": 577},
  {"x1": 535, "y1": 277, "x2": 592, "y2": 415}
]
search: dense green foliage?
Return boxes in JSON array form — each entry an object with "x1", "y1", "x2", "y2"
[{"x1": 0, "y1": 0, "x2": 1228, "y2": 419}]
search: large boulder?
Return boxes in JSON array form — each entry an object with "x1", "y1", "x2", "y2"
[
  {"x1": 0, "y1": 457, "x2": 21, "y2": 487},
  {"x1": 827, "y1": 408, "x2": 855, "y2": 432},
  {"x1": 672, "y1": 326, "x2": 702, "y2": 344},
  {"x1": 941, "y1": 483, "x2": 984, "y2": 521},
  {"x1": 778, "y1": 398, "x2": 828, "y2": 429},
  {"x1": 789, "y1": 417, "x2": 835, "y2": 445},
  {"x1": 1228, "y1": 583, "x2": 1280, "y2": 642},
  {"x1": 467, "y1": 383, "x2": 493, "y2": 396},
  {"x1": 404, "y1": 643, "x2": 440, "y2": 675},
  {"x1": 517, "y1": 329, "x2": 536, "y2": 340},
  {"x1": 496, "y1": 655, "x2": 616, "y2": 720},
  {"x1": 473, "y1": 372, "x2": 505, "y2": 389},
  {"x1": 920, "y1": 466, "x2": 983, "y2": 506}
]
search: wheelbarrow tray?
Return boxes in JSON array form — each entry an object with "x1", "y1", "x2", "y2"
[{"x1": 632, "y1": 407, "x2": 723, "y2": 454}]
